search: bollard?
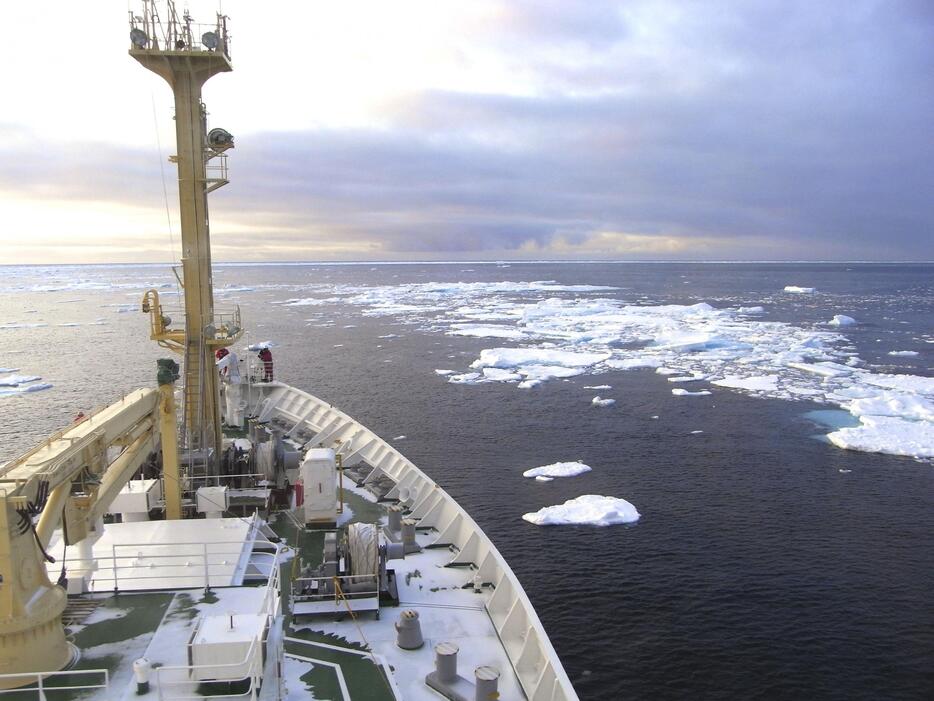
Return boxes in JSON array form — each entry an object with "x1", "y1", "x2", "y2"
[
  {"x1": 388, "y1": 504, "x2": 403, "y2": 533},
  {"x1": 402, "y1": 518, "x2": 420, "y2": 554},
  {"x1": 475, "y1": 665, "x2": 500, "y2": 700},
  {"x1": 133, "y1": 657, "x2": 151, "y2": 695},
  {"x1": 434, "y1": 642, "x2": 459, "y2": 684},
  {"x1": 395, "y1": 609, "x2": 425, "y2": 649}
]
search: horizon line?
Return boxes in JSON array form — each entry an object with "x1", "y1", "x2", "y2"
[{"x1": 2, "y1": 259, "x2": 933, "y2": 268}]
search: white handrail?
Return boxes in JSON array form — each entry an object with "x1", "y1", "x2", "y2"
[
  {"x1": 0, "y1": 668, "x2": 109, "y2": 697},
  {"x1": 57, "y1": 536, "x2": 281, "y2": 591},
  {"x1": 153, "y1": 545, "x2": 282, "y2": 700}
]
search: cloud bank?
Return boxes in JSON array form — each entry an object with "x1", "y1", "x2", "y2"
[{"x1": 1, "y1": 0, "x2": 932, "y2": 262}]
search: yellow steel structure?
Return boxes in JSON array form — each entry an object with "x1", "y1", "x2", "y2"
[
  {"x1": 0, "y1": 390, "x2": 159, "y2": 687},
  {"x1": 130, "y1": 2, "x2": 238, "y2": 469}
]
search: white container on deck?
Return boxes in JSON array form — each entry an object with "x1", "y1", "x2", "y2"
[
  {"x1": 197, "y1": 486, "x2": 229, "y2": 518},
  {"x1": 188, "y1": 613, "x2": 267, "y2": 681},
  {"x1": 301, "y1": 448, "x2": 337, "y2": 525},
  {"x1": 110, "y1": 479, "x2": 162, "y2": 522}
]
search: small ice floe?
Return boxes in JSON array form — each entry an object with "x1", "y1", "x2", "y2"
[
  {"x1": 784, "y1": 286, "x2": 816, "y2": 294},
  {"x1": 839, "y1": 469, "x2": 852, "y2": 474},
  {"x1": 0, "y1": 382, "x2": 52, "y2": 396},
  {"x1": 737, "y1": 306, "x2": 765, "y2": 314},
  {"x1": 448, "y1": 325, "x2": 526, "y2": 340},
  {"x1": 828, "y1": 415, "x2": 934, "y2": 459},
  {"x1": 522, "y1": 461, "x2": 592, "y2": 480},
  {"x1": 672, "y1": 388, "x2": 712, "y2": 397},
  {"x1": 656, "y1": 367, "x2": 681, "y2": 376},
  {"x1": 0, "y1": 368, "x2": 19, "y2": 374},
  {"x1": 690, "y1": 430, "x2": 704, "y2": 434},
  {"x1": 482, "y1": 368, "x2": 522, "y2": 382},
  {"x1": 712, "y1": 375, "x2": 778, "y2": 392},
  {"x1": 591, "y1": 396, "x2": 615, "y2": 407},
  {"x1": 393, "y1": 435, "x2": 406, "y2": 441},
  {"x1": 829, "y1": 315, "x2": 857, "y2": 327},
  {"x1": 0, "y1": 322, "x2": 48, "y2": 329},
  {"x1": 246, "y1": 341, "x2": 276, "y2": 351},
  {"x1": 888, "y1": 350, "x2": 918, "y2": 357},
  {"x1": 471, "y1": 348, "x2": 609, "y2": 373},
  {"x1": 517, "y1": 379, "x2": 541, "y2": 389},
  {"x1": 434, "y1": 369, "x2": 456, "y2": 375},
  {"x1": 285, "y1": 296, "x2": 342, "y2": 307},
  {"x1": 584, "y1": 385, "x2": 612, "y2": 390},
  {"x1": 0, "y1": 374, "x2": 41, "y2": 387},
  {"x1": 448, "y1": 372, "x2": 482, "y2": 384},
  {"x1": 787, "y1": 361, "x2": 853, "y2": 378},
  {"x1": 667, "y1": 374, "x2": 707, "y2": 383},
  {"x1": 606, "y1": 358, "x2": 663, "y2": 370},
  {"x1": 522, "y1": 495, "x2": 640, "y2": 526}
]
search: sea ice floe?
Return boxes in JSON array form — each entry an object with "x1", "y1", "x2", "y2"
[
  {"x1": 0, "y1": 374, "x2": 41, "y2": 387},
  {"x1": 271, "y1": 278, "x2": 933, "y2": 461},
  {"x1": 522, "y1": 461, "x2": 592, "y2": 479},
  {"x1": 522, "y1": 495, "x2": 640, "y2": 526},
  {"x1": 591, "y1": 396, "x2": 615, "y2": 407},
  {"x1": 434, "y1": 369, "x2": 456, "y2": 375},
  {"x1": 784, "y1": 286, "x2": 816, "y2": 294},
  {"x1": 584, "y1": 385, "x2": 612, "y2": 390},
  {"x1": 672, "y1": 388, "x2": 712, "y2": 397},
  {"x1": 712, "y1": 375, "x2": 779, "y2": 392},
  {"x1": 827, "y1": 415, "x2": 934, "y2": 459},
  {"x1": 0, "y1": 368, "x2": 19, "y2": 374},
  {"x1": 0, "y1": 382, "x2": 52, "y2": 396},
  {"x1": 606, "y1": 358, "x2": 663, "y2": 370},
  {"x1": 482, "y1": 368, "x2": 522, "y2": 382},
  {"x1": 829, "y1": 315, "x2": 857, "y2": 327},
  {"x1": 471, "y1": 348, "x2": 610, "y2": 371},
  {"x1": 888, "y1": 350, "x2": 919, "y2": 357},
  {"x1": 447, "y1": 325, "x2": 526, "y2": 340},
  {"x1": 667, "y1": 374, "x2": 707, "y2": 383}
]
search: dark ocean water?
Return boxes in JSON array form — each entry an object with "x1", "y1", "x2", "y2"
[{"x1": 1, "y1": 262, "x2": 932, "y2": 699}]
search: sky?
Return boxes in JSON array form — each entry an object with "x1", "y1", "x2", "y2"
[{"x1": 0, "y1": 0, "x2": 932, "y2": 264}]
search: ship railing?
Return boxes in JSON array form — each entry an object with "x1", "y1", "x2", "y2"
[
  {"x1": 209, "y1": 307, "x2": 242, "y2": 344},
  {"x1": 151, "y1": 546, "x2": 282, "y2": 700},
  {"x1": 0, "y1": 668, "x2": 109, "y2": 697},
  {"x1": 58, "y1": 541, "x2": 281, "y2": 592},
  {"x1": 181, "y1": 472, "x2": 270, "y2": 496},
  {"x1": 245, "y1": 359, "x2": 274, "y2": 384},
  {"x1": 144, "y1": 304, "x2": 243, "y2": 345},
  {"x1": 154, "y1": 636, "x2": 264, "y2": 701},
  {"x1": 205, "y1": 154, "x2": 229, "y2": 181},
  {"x1": 292, "y1": 574, "x2": 380, "y2": 603},
  {"x1": 129, "y1": 5, "x2": 231, "y2": 59}
]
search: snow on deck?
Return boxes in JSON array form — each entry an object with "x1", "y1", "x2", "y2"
[
  {"x1": 296, "y1": 530, "x2": 525, "y2": 701},
  {"x1": 47, "y1": 517, "x2": 262, "y2": 592}
]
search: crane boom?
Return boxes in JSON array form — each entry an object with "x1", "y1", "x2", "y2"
[{"x1": 0, "y1": 388, "x2": 160, "y2": 683}]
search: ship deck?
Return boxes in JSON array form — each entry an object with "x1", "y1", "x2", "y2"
[
  {"x1": 4, "y1": 381, "x2": 575, "y2": 700},
  {"x1": 13, "y1": 486, "x2": 524, "y2": 700}
]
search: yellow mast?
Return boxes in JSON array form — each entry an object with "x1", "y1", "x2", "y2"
[{"x1": 130, "y1": 1, "x2": 240, "y2": 483}]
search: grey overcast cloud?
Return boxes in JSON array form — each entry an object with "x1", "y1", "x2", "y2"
[{"x1": 1, "y1": 0, "x2": 932, "y2": 262}]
